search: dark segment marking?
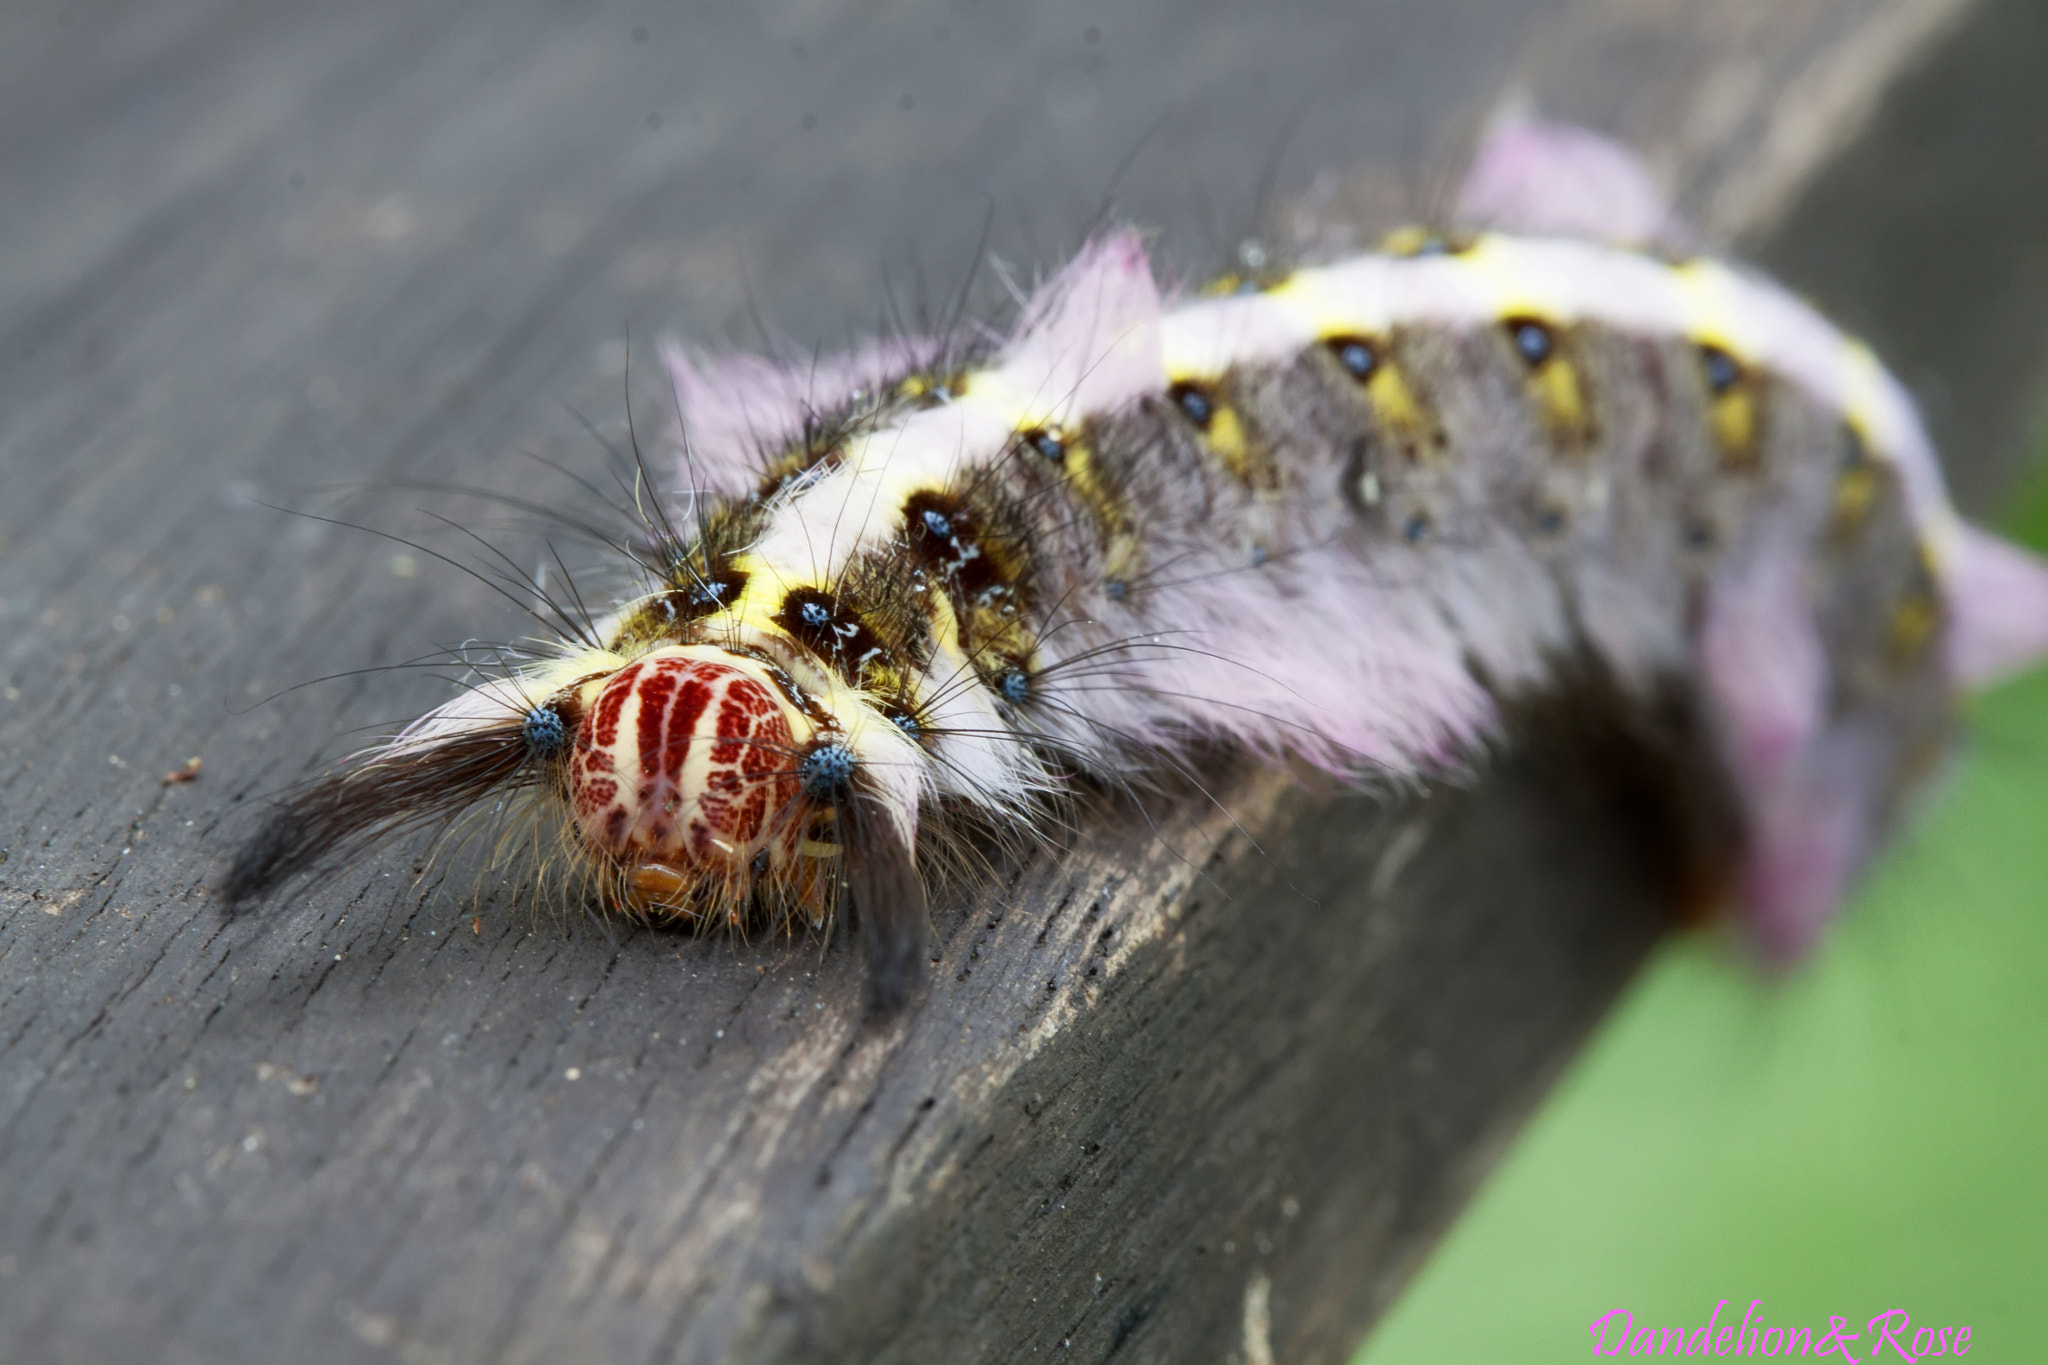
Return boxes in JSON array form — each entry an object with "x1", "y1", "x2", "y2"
[
  {"x1": 655, "y1": 505, "x2": 759, "y2": 616},
  {"x1": 773, "y1": 587, "x2": 892, "y2": 685},
  {"x1": 901, "y1": 480, "x2": 1039, "y2": 678},
  {"x1": 904, "y1": 490, "x2": 1001, "y2": 598},
  {"x1": 522, "y1": 704, "x2": 569, "y2": 759},
  {"x1": 1326, "y1": 336, "x2": 1378, "y2": 382},
  {"x1": 1168, "y1": 381, "x2": 1215, "y2": 431},
  {"x1": 1700, "y1": 345, "x2": 1741, "y2": 395},
  {"x1": 678, "y1": 565, "x2": 748, "y2": 614},
  {"x1": 626, "y1": 569, "x2": 749, "y2": 641},
  {"x1": 799, "y1": 741, "x2": 859, "y2": 799},
  {"x1": 836, "y1": 551, "x2": 940, "y2": 671},
  {"x1": 1507, "y1": 317, "x2": 1555, "y2": 367},
  {"x1": 614, "y1": 508, "x2": 761, "y2": 648},
  {"x1": 1022, "y1": 427, "x2": 1066, "y2": 464}
]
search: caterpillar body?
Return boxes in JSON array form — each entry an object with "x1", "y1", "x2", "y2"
[{"x1": 225, "y1": 122, "x2": 2048, "y2": 1012}]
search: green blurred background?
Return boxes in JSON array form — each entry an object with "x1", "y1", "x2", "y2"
[{"x1": 1357, "y1": 466, "x2": 2048, "y2": 1360}]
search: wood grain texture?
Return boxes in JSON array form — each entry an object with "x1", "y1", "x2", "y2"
[{"x1": 0, "y1": 2, "x2": 2023, "y2": 1361}]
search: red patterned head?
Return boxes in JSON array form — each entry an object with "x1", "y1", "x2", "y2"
[{"x1": 566, "y1": 647, "x2": 810, "y2": 912}]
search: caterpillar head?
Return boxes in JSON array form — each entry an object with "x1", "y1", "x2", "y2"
[
  {"x1": 223, "y1": 644, "x2": 929, "y2": 1013},
  {"x1": 560, "y1": 647, "x2": 822, "y2": 917}
]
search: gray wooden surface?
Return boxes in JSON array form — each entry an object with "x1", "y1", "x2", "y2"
[{"x1": 1, "y1": 1, "x2": 2034, "y2": 1362}]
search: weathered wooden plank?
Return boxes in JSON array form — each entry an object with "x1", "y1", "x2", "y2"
[{"x1": 0, "y1": 1, "x2": 2023, "y2": 1362}]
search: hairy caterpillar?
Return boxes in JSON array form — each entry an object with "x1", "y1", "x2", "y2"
[{"x1": 224, "y1": 120, "x2": 2048, "y2": 1013}]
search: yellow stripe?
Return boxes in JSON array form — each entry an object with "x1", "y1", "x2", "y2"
[
  {"x1": 1838, "y1": 340, "x2": 1896, "y2": 465},
  {"x1": 1710, "y1": 389, "x2": 1759, "y2": 466},
  {"x1": 1366, "y1": 362, "x2": 1439, "y2": 464},
  {"x1": 1205, "y1": 407, "x2": 1251, "y2": 480},
  {"x1": 1531, "y1": 356, "x2": 1591, "y2": 447}
]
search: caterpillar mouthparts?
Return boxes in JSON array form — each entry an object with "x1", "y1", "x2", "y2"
[{"x1": 222, "y1": 117, "x2": 2048, "y2": 1014}]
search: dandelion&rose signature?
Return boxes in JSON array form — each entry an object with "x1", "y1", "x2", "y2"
[{"x1": 1590, "y1": 1300, "x2": 1972, "y2": 1358}]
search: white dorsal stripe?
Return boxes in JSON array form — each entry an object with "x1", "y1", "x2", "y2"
[{"x1": 751, "y1": 233, "x2": 1958, "y2": 592}]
